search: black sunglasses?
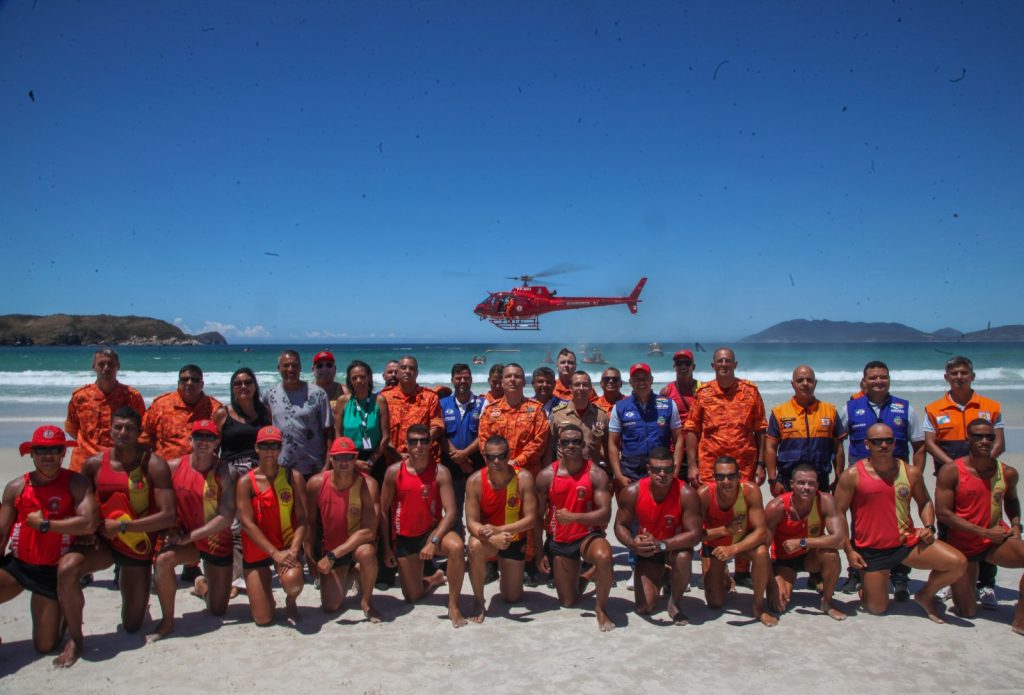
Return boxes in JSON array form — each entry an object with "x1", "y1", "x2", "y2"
[
  {"x1": 559, "y1": 438, "x2": 584, "y2": 447},
  {"x1": 868, "y1": 437, "x2": 895, "y2": 445},
  {"x1": 713, "y1": 472, "x2": 739, "y2": 481},
  {"x1": 969, "y1": 433, "x2": 997, "y2": 442}
]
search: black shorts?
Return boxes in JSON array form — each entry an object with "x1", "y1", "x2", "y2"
[
  {"x1": 859, "y1": 545, "x2": 914, "y2": 573},
  {"x1": 243, "y1": 557, "x2": 275, "y2": 570},
  {"x1": 395, "y1": 531, "x2": 433, "y2": 558},
  {"x1": 330, "y1": 552, "x2": 354, "y2": 569},
  {"x1": 547, "y1": 532, "x2": 604, "y2": 561},
  {"x1": 701, "y1": 544, "x2": 726, "y2": 559},
  {"x1": 0, "y1": 554, "x2": 58, "y2": 600},
  {"x1": 636, "y1": 550, "x2": 668, "y2": 567},
  {"x1": 200, "y1": 551, "x2": 233, "y2": 567},
  {"x1": 111, "y1": 547, "x2": 154, "y2": 568},
  {"x1": 773, "y1": 554, "x2": 808, "y2": 573},
  {"x1": 497, "y1": 539, "x2": 526, "y2": 562},
  {"x1": 965, "y1": 548, "x2": 992, "y2": 564}
]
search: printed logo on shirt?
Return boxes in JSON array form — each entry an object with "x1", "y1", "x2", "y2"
[
  {"x1": 892, "y1": 416, "x2": 904, "y2": 426},
  {"x1": 507, "y1": 495, "x2": 520, "y2": 509},
  {"x1": 896, "y1": 484, "x2": 911, "y2": 499},
  {"x1": 279, "y1": 488, "x2": 293, "y2": 504},
  {"x1": 783, "y1": 421, "x2": 794, "y2": 430},
  {"x1": 625, "y1": 411, "x2": 636, "y2": 418},
  {"x1": 890, "y1": 403, "x2": 906, "y2": 413},
  {"x1": 46, "y1": 496, "x2": 62, "y2": 513},
  {"x1": 936, "y1": 415, "x2": 951, "y2": 425},
  {"x1": 445, "y1": 409, "x2": 454, "y2": 415},
  {"x1": 978, "y1": 412, "x2": 992, "y2": 421},
  {"x1": 855, "y1": 409, "x2": 866, "y2": 416},
  {"x1": 994, "y1": 490, "x2": 1004, "y2": 504},
  {"x1": 664, "y1": 515, "x2": 675, "y2": 528},
  {"x1": 576, "y1": 486, "x2": 586, "y2": 500},
  {"x1": 820, "y1": 417, "x2": 831, "y2": 427},
  {"x1": 657, "y1": 416, "x2": 666, "y2": 426},
  {"x1": 421, "y1": 485, "x2": 431, "y2": 498}
]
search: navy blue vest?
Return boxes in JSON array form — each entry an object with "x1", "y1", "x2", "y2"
[
  {"x1": 440, "y1": 393, "x2": 485, "y2": 450},
  {"x1": 846, "y1": 395, "x2": 910, "y2": 461},
  {"x1": 614, "y1": 394, "x2": 675, "y2": 458}
]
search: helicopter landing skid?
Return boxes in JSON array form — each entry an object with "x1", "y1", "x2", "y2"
[{"x1": 486, "y1": 316, "x2": 540, "y2": 330}]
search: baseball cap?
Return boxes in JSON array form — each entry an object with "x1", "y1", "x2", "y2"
[
  {"x1": 673, "y1": 350, "x2": 695, "y2": 362},
  {"x1": 329, "y1": 437, "x2": 358, "y2": 456},
  {"x1": 191, "y1": 419, "x2": 220, "y2": 437},
  {"x1": 629, "y1": 363, "x2": 652, "y2": 377},
  {"x1": 313, "y1": 351, "x2": 335, "y2": 365},
  {"x1": 255, "y1": 425, "x2": 283, "y2": 444},
  {"x1": 20, "y1": 425, "x2": 77, "y2": 456}
]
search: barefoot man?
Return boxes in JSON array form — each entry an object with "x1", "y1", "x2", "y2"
[
  {"x1": 699, "y1": 455, "x2": 777, "y2": 627},
  {"x1": 765, "y1": 463, "x2": 848, "y2": 621},
  {"x1": 935, "y1": 418, "x2": 1024, "y2": 633},
  {"x1": 56, "y1": 407, "x2": 176, "y2": 667},
  {"x1": 834, "y1": 423, "x2": 966, "y2": 623},
  {"x1": 0, "y1": 427, "x2": 96, "y2": 657},
  {"x1": 304, "y1": 436, "x2": 381, "y2": 622},
  {"x1": 613, "y1": 446, "x2": 702, "y2": 624},
  {"x1": 465, "y1": 435, "x2": 538, "y2": 623},
  {"x1": 535, "y1": 424, "x2": 616, "y2": 632},
  {"x1": 236, "y1": 426, "x2": 307, "y2": 626},
  {"x1": 149, "y1": 420, "x2": 237, "y2": 642},
  {"x1": 380, "y1": 424, "x2": 467, "y2": 628}
]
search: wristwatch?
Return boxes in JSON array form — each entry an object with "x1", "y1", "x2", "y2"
[
  {"x1": 325, "y1": 551, "x2": 338, "y2": 564},
  {"x1": 39, "y1": 518, "x2": 50, "y2": 534},
  {"x1": 657, "y1": 541, "x2": 667, "y2": 552},
  {"x1": 799, "y1": 538, "x2": 807, "y2": 549},
  {"x1": 767, "y1": 478, "x2": 777, "y2": 485},
  {"x1": 925, "y1": 524, "x2": 937, "y2": 533},
  {"x1": 757, "y1": 460, "x2": 766, "y2": 468},
  {"x1": 430, "y1": 535, "x2": 441, "y2": 545},
  {"x1": 119, "y1": 519, "x2": 128, "y2": 534}
]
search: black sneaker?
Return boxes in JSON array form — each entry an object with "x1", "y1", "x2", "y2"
[
  {"x1": 893, "y1": 581, "x2": 910, "y2": 602},
  {"x1": 733, "y1": 572, "x2": 753, "y2": 589},
  {"x1": 839, "y1": 574, "x2": 862, "y2": 594}
]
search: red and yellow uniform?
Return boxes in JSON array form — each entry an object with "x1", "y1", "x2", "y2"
[
  {"x1": 318, "y1": 475, "x2": 365, "y2": 549},
  {"x1": 685, "y1": 379, "x2": 767, "y2": 483},
  {"x1": 141, "y1": 391, "x2": 222, "y2": 460},
  {"x1": 548, "y1": 460, "x2": 595, "y2": 543},
  {"x1": 392, "y1": 461, "x2": 440, "y2": 538},
  {"x1": 925, "y1": 392, "x2": 1003, "y2": 461},
  {"x1": 634, "y1": 477, "x2": 683, "y2": 541},
  {"x1": 770, "y1": 491, "x2": 823, "y2": 560},
  {"x1": 172, "y1": 456, "x2": 231, "y2": 558},
  {"x1": 383, "y1": 386, "x2": 443, "y2": 459},
  {"x1": 946, "y1": 457, "x2": 1009, "y2": 558},
  {"x1": 478, "y1": 397, "x2": 549, "y2": 476},
  {"x1": 241, "y1": 468, "x2": 297, "y2": 563},
  {"x1": 96, "y1": 450, "x2": 156, "y2": 560},
  {"x1": 850, "y1": 459, "x2": 917, "y2": 550},
  {"x1": 480, "y1": 468, "x2": 523, "y2": 541},
  {"x1": 7, "y1": 469, "x2": 76, "y2": 565},
  {"x1": 66, "y1": 382, "x2": 146, "y2": 472},
  {"x1": 703, "y1": 482, "x2": 750, "y2": 548}
]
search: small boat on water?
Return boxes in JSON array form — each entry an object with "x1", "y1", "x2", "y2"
[
  {"x1": 647, "y1": 342, "x2": 664, "y2": 356},
  {"x1": 472, "y1": 354, "x2": 486, "y2": 365},
  {"x1": 582, "y1": 347, "x2": 606, "y2": 364}
]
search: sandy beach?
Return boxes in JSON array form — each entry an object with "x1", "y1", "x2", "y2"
[{"x1": 2, "y1": 447, "x2": 1024, "y2": 694}]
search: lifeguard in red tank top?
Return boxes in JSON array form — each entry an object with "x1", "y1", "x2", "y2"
[
  {"x1": 947, "y1": 457, "x2": 1009, "y2": 558},
  {"x1": 480, "y1": 466, "x2": 524, "y2": 541},
  {"x1": 392, "y1": 461, "x2": 440, "y2": 538},
  {"x1": 703, "y1": 481, "x2": 749, "y2": 548},
  {"x1": 8, "y1": 469, "x2": 76, "y2": 565},
  {"x1": 242, "y1": 467, "x2": 297, "y2": 563},
  {"x1": 771, "y1": 492, "x2": 823, "y2": 560},
  {"x1": 851, "y1": 459, "x2": 917, "y2": 550},
  {"x1": 172, "y1": 455, "x2": 231, "y2": 558},
  {"x1": 318, "y1": 474, "x2": 365, "y2": 549},
  {"x1": 548, "y1": 460, "x2": 594, "y2": 544},
  {"x1": 634, "y1": 477, "x2": 682, "y2": 541},
  {"x1": 96, "y1": 449, "x2": 156, "y2": 560}
]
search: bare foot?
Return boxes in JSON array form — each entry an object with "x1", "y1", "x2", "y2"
[
  {"x1": 758, "y1": 611, "x2": 779, "y2": 627},
  {"x1": 53, "y1": 640, "x2": 82, "y2": 668},
  {"x1": 192, "y1": 576, "x2": 209, "y2": 599},
  {"x1": 469, "y1": 599, "x2": 486, "y2": 624},
  {"x1": 822, "y1": 600, "x2": 847, "y2": 621},
  {"x1": 362, "y1": 604, "x2": 382, "y2": 624},
  {"x1": 286, "y1": 597, "x2": 300, "y2": 626},
  {"x1": 449, "y1": 608, "x2": 468, "y2": 628},
  {"x1": 228, "y1": 585, "x2": 241, "y2": 599},
  {"x1": 423, "y1": 569, "x2": 447, "y2": 596},
  {"x1": 667, "y1": 600, "x2": 689, "y2": 626},
  {"x1": 596, "y1": 608, "x2": 615, "y2": 632},
  {"x1": 913, "y1": 591, "x2": 945, "y2": 624},
  {"x1": 146, "y1": 619, "x2": 175, "y2": 644}
]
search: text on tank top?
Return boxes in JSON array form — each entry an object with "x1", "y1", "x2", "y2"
[{"x1": 9, "y1": 469, "x2": 75, "y2": 565}]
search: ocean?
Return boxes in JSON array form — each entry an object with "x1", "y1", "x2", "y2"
[{"x1": 2, "y1": 342, "x2": 1024, "y2": 447}]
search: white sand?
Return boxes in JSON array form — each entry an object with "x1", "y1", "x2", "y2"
[{"x1": 2, "y1": 447, "x2": 1024, "y2": 694}]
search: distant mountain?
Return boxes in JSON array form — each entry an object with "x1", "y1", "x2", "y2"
[
  {"x1": 0, "y1": 314, "x2": 227, "y2": 346},
  {"x1": 740, "y1": 319, "x2": 1024, "y2": 343}
]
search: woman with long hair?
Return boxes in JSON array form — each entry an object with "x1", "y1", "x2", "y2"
[{"x1": 334, "y1": 360, "x2": 390, "y2": 482}]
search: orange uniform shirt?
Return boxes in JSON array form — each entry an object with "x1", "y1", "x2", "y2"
[
  {"x1": 382, "y1": 386, "x2": 443, "y2": 455},
  {"x1": 141, "y1": 391, "x2": 222, "y2": 460},
  {"x1": 594, "y1": 393, "x2": 623, "y2": 415},
  {"x1": 685, "y1": 379, "x2": 767, "y2": 482},
  {"x1": 478, "y1": 397, "x2": 549, "y2": 475},
  {"x1": 66, "y1": 382, "x2": 146, "y2": 472},
  {"x1": 924, "y1": 391, "x2": 1003, "y2": 461},
  {"x1": 553, "y1": 380, "x2": 597, "y2": 404}
]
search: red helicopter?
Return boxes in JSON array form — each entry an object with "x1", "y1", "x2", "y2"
[{"x1": 474, "y1": 273, "x2": 647, "y2": 330}]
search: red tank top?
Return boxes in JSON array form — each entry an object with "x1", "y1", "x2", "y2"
[
  {"x1": 703, "y1": 481, "x2": 750, "y2": 548},
  {"x1": 95, "y1": 449, "x2": 156, "y2": 559},
  {"x1": 851, "y1": 459, "x2": 917, "y2": 550},
  {"x1": 771, "y1": 492, "x2": 823, "y2": 560},
  {"x1": 548, "y1": 460, "x2": 594, "y2": 544},
  {"x1": 480, "y1": 467, "x2": 524, "y2": 541},
  {"x1": 635, "y1": 477, "x2": 683, "y2": 541},
  {"x1": 318, "y1": 474, "x2": 365, "y2": 550},
  {"x1": 172, "y1": 456, "x2": 231, "y2": 557},
  {"x1": 241, "y1": 467, "x2": 298, "y2": 563},
  {"x1": 392, "y1": 461, "x2": 440, "y2": 538},
  {"x1": 663, "y1": 381, "x2": 694, "y2": 420},
  {"x1": 9, "y1": 469, "x2": 75, "y2": 566},
  {"x1": 946, "y1": 457, "x2": 1009, "y2": 557}
]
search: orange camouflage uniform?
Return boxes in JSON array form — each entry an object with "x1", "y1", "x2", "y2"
[
  {"x1": 684, "y1": 379, "x2": 767, "y2": 483},
  {"x1": 66, "y1": 382, "x2": 146, "y2": 472},
  {"x1": 141, "y1": 391, "x2": 222, "y2": 460},
  {"x1": 382, "y1": 386, "x2": 443, "y2": 458}
]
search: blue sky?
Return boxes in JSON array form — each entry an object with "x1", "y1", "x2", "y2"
[{"x1": 2, "y1": 2, "x2": 1022, "y2": 343}]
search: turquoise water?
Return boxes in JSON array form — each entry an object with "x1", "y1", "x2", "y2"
[{"x1": 2, "y1": 342, "x2": 1023, "y2": 446}]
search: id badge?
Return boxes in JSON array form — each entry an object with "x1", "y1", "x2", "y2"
[{"x1": 362, "y1": 436, "x2": 372, "y2": 450}]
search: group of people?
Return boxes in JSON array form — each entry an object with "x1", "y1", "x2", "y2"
[{"x1": 1, "y1": 346, "x2": 1021, "y2": 667}]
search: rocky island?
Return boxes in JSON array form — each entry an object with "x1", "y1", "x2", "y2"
[
  {"x1": 0, "y1": 314, "x2": 227, "y2": 346},
  {"x1": 740, "y1": 319, "x2": 1024, "y2": 343}
]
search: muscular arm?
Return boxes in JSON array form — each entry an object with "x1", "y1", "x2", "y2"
[
  {"x1": 685, "y1": 431, "x2": 700, "y2": 486},
  {"x1": 764, "y1": 436, "x2": 781, "y2": 495},
  {"x1": 911, "y1": 440, "x2": 926, "y2": 469},
  {"x1": 464, "y1": 473, "x2": 485, "y2": 539},
  {"x1": 612, "y1": 485, "x2": 639, "y2": 550},
  {"x1": 561, "y1": 467, "x2": 612, "y2": 530},
  {"x1": 671, "y1": 426, "x2": 684, "y2": 476},
  {"x1": 431, "y1": 465, "x2": 458, "y2": 540},
  {"x1": 533, "y1": 469, "x2": 552, "y2": 561},
  {"x1": 0, "y1": 479, "x2": 20, "y2": 544},
  {"x1": 833, "y1": 438, "x2": 846, "y2": 483},
  {"x1": 670, "y1": 485, "x2": 703, "y2": 551},
  {"x1": 764, "y1": 496, "x2": 784, "y2": 544},
  {"x1": 732, "y1": 484, "x2": 768, "y2": 552},
  {"x1": 378, "y1": 464, "x2": 399, "y2": 555},
  {"x1": 608, "y1": 431, "x2": 624, "y2": 481},
  {"x1": 909, "y1": 466, "x2": 936, "y2": 529},
  {"x1": 129, "y1": 455, "x2": 176, "y2": 534},
  {"x1": 812, "y1": 493, "x2": 848, "y2": 549},
  {"x1": 287, "y1": 470, "x2": 308, "y2": 554}
]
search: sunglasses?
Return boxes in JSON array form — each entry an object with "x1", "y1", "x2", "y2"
[
  {"x1": 331, "y1": 454, "x2": 357, "y2": 461},
  {"x1": 713, "y1": 472, "x2": 739, "y2": 481},
  {"x1": 559, "y1": 439, "x2": 584, "y2": 447},
  {"x1": 33, "y1": 446, "x2": 64, "y2": 455},
  {"x1": 484, "y1": 453, "x2": 508, "y2": 462},
  {"x1": 407, "y1": 438, "x2": 430, "y2": 446},
  {"x1": 232, "y1": 379, "x2": 254, "y2": 387},
  {"x1": 969, "y1": 433, "x2": 997, "y2": 442},
  {"x1": 868, "y1": 437, "x2": 895, "y2": 445},
  {"x1": 674, "y1": 360, "x2": 694, "y2": 367},
  {"x1": 314, "y1": 362, "x2": 335, "y2": 369},
  {"x1": 192, "y1": 433, "x2": 218, "y2": 442},
  {"x1": 601, "y1": 376, "x2": 621, "y2": 383},
  {"x1": 649, "y1": 465, "x2": 674, "y2": 475},
  {"x1": 257, "y1": 442, "x2": 282, "y2": 451}
]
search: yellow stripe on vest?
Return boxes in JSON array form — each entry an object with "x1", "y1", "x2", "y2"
[
  {"x1": 731, "y1": 491, "x2": 748, "y2": 543},
  {"x1": 893, "y1": 460, "x2": 913, "y2": 541},
  {"x1": 127, "y1": 466, "x2": 149, "y2": 516},
  {"x1": 347, "y1": 478, "x2": 363, "y2": 536},
  {"x1": 990, "y1": 463, "x2": 1007, "y2": 528},
  {"x1": 807, "y1": 495, "x2": 822, "y2": 538},
  {"x1": 504, "y1": 473, "x2": 522, "y2": 541},
  {"x1": 272, "y1": 467, "x2": 295, "y2": 546}
]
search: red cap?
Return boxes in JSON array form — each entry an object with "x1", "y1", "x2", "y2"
[
  {"x1": 313, "y1": 351, "x2": 335, "y2": 366},
  {"x1": 191, "y1": 419, "x2": 220, "y2": 437},
  {"x1": 673, "y1": 350, "x2": 695, "y2": 362},
  {"x1": 19, "y1": 425, "x2": 77, "y2": 456},
  {"x1": 629, "y1": 363, "x2": 652, "y2": 377},
  {"x1": 329, "y1": 437, "x2": 358, "y2": 456},
  {"x1": 255, "y1": 426, "x2": 283, "y2": 444}
]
